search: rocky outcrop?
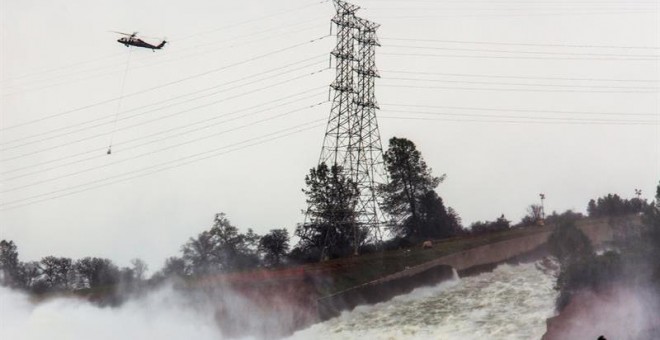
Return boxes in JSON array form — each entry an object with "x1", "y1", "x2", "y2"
[{"x1": 542, "y1": 285, "x2": 660, "y2": 340}]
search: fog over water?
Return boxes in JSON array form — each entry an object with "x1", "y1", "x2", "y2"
[{"x1": 1, "y1": 262, "x2": 558, "y2": 340}]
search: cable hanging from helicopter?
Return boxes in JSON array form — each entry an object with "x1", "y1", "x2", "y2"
[{"x1": 107, "y1": 32, "x2": 167, "y2": 155}]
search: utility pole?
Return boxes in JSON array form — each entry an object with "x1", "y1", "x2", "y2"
[
  {"x1": 312, "y1": 0, "x2": 387, "y2": 258},
  {"x1": 539, "y1": 193, "x2": 546, "y2": 222}
]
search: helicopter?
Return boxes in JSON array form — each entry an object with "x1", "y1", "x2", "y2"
[{"x1": 113, "y1": 32, "x2": 167, "y2": 51}]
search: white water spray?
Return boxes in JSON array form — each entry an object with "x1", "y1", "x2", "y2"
[
  {"x1": 0, "y1": 285, "x2": 224, "y2": 340},
  {"x1": 288, "y1": 262, "x2": 558, "y2": 340},
  {"x1": 1, "y1": 262, "x2": 558, "y2": 340}
]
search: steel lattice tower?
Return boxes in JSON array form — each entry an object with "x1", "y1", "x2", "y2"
[
  {"x1": 320, "y1": 0, "x2": 359, "y2": 167},
  {"x1": 314, "y1": 0, "x2": 387, "y2": 254},
  {"x1": 352, "y1": 17, "x2": 386, "y2": 244}
]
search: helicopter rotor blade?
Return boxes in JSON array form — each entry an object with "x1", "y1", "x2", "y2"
[
  {"x1": 109, "y1": 30, "x2": 136, "y2": 36},
  {"x1": 139, "y1": 34, "x2": 164, "y2": 40}
]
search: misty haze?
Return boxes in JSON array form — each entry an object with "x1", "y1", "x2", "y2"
[{"x1": 1, "y1": 0, "x2": 658, "y2": 339}]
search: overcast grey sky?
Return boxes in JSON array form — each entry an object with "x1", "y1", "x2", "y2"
[{"x1": 1, "y1": 0, "x2": 658, "y2": 270}]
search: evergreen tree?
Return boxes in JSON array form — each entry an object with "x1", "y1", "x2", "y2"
[
  {"x1": 587, "y1": 193, "x2": 650, "y2": 217},
  {"x1": 643, "y1": 182, "x2": 660, "y2": 265},
  {"x1": 0, "y1": 240, "x2": 22, "y2": 288},
  {"x1": 296, "y1": 163, "x2": 359, "y2": 260},
  {"x1": 380, "y1": 137, "x2": 457, "y2": 239},
  {"x1": 417, "y1": 191, "x2": 462, "y2": 238}
]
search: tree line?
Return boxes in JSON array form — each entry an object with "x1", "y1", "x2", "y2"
[
  {"x1": 587, "y1": 193, "x2": 651, "y2": 218},
  {"x1": 0, "y1": 219, "x2": 291, "y2": 296},
  {"x1": 0, "y1": 136, "x2": 463, "y2": 292},
  {"x1": 155, "y1": 213, "x2": 290, "y2": 280},
  {"x1": 2, "y1": 134, "x2": 655, "y2": 297},
  {"x1": 0, "y1": 241, "x2": 147, "y2": 296}
]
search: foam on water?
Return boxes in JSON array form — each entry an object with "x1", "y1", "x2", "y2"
[
  {"x1": 288, "y1": 262, "x2": 557, "y2": 340},
  {"x1": 1, "y1": 262, "x2": 557, "y2": 340}
]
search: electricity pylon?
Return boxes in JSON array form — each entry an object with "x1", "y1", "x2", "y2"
[{"x1": 313, "y1": 0, "x2": 388, "y2": 256}]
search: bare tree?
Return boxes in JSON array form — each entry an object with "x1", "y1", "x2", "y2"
[
  {"x1": 520, "y1": 204, "x2": 544, "y2": 226},
  {"x1": 130, "y1": 258, "x2": 148, "y2": 281}
]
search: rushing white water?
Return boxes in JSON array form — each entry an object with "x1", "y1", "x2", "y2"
[
  {"x1": 1, "y1": 262, "x2": 557, "y2": 340},
  {"x1": 0, "y1": 286, "x2": 224, "y2": 340},
  {"x1": 288, "y1": 262, "x2": 558, "y2": 340}
]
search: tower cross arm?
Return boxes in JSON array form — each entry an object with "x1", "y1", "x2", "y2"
[{"x1": 333, "y1": 0, "x2": 361, "y2": 13}]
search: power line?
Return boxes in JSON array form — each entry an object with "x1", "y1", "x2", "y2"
[
  {"x1": 1, "y1": 65, "x2": 325, "y2": 161},
  {"x1": 175, "y1": 0, "x2": 330, "y2": 41},
  {"x1": 382, "y1": 76, "x2": 659, "y2": 90},
  {"x1": 178, "y1": 18, "x2": 326, "y2": 52},
  {"x1": 379, "y1": 83, "x2": 659, "y2": 93},
  {"x1": 380, "y1": 70, "x2": 659, "y2": 83},
  {"x1": 114, "y1": 23, "x2": 327, "y2": 82},
  {"x1": 0, "y1": 53, "x2": 125, "y2": 84},
  {"x1": 0, "y1": 120, "x2": 326, "y2": 211},
  {"x1": 1, "y1": 55, "x2": 327, "y2": 148},
  {"x1": 2, "y1": 20, "x2": 328, "y2": 95},
  {"x1": 379, "y1": 115, "x2": 659, "y2": 125},
  {"x1": 367, "y1": 5, "x2": 659, "y2": 10},
  {"x1": 383, "y1": 44, "x2": 660, "y2": 58},
  {"x1": 370, "y1": 9, "x2": 658, "y2": 20},
  {"x1": 380, "y1": 109, "x2": 658, "y2": 123},
  {"x1": 1, "y1": 35, "x2": 331, "y2": 132},
  {"x1": 1, "y1": 87, "x2": 326, "y2": 177},
  {"x1": 1, "y1": 68, "x2": 329, "y2": 163},
  {"x1": 381, "y1": 51, "x2": 658, "y2": 61},
  {"x1": 367, "y1": 7, "x2": 660, "y2": 15},
  {"x1": 380, "y1": 103, "x2": 658, "y2": 117},
  {"x1": 361, "y1": 0, "x2": 660, "y2": 4},
  {"x1": 0, "y1": 0, "x2": 330, "y2": 84},
  {"x1": 2, "y1": 90, "x2": 326, "y2": 181},
  {"x1": 1, "y1": 101, "x2": 327, "y2": 194}
]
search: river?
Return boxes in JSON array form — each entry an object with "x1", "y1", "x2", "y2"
[
  {"x1": 1, "y1": 261, "x2": 558, "y2": 340},
  {"x1": 288, "y1": 261, "x2": 558, "y2": 340}
]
